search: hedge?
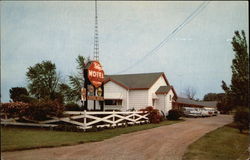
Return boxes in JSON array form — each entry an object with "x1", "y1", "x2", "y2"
[{"x1": 1, "y1": 100, "x2": 64, "y2": 121}]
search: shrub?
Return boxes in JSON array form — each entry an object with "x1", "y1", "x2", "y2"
[
  {"x1": 0, "y1": 102, "x2": 30, "y2": 118},
  {"x1": 64, "y1": 102, "x2": 81, "y2": 111},
  {"x1": 1, "y1": 100, "x2": 64, "y2": 121},
  {"x1": 24, "y1": 100, "x2": 64, "y2": 120},
  {"x1": 234, "y1": 107, "x2": 250, "y2": 133},
  {"x1": 167, "y1": 109, "x2": 183, "y2": 120},
  {"x1": 140, "y1": 106, "x2": 164, "y2": 123}
]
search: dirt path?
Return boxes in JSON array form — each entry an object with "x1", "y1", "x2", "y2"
[{"x1": 2, "y1": 115, "x2": 232, "y2": 160}]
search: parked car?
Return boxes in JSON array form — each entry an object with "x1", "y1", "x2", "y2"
[
  {"x1": 200, "y1": 108, "x2": 210, "y2": 117},
  {"x1": 212, "y1": 108, "x2": 219, "y2": 116},
  {"x1": 182, "y1": 107, "x2": 202, "y2": 118},
  {"x1": 204, "y1": 108, "x2": 216, "y2": 116}
]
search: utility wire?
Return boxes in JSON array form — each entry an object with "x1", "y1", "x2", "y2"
[{"x1": 115, "y1": 1, "x2": 210, "y2": 74}]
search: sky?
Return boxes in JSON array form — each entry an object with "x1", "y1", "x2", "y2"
[{"x1": 1, "y1": 1, "x2": 249, "y2": 102}]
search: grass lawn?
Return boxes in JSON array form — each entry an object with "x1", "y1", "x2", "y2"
[
  {"x1": 1, "y1": 120, "x2": 182, "y2": 151},
  {"x1": 183, "y1": 124, "x2": 249, "y2": 160}
]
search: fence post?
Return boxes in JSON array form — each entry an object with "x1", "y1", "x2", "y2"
[
  {"x1": 4, "y1": 113, "x2": 7, "y2": 120},
  {"x1": 112, "y1": 110, "x2": 115, "y2": 128},
  {"x1": 83, "y1": 110, "x2": 87, "y2": 132},
  {"x1": 133, "y1": 111, "x2": 136, "y2": 125}
]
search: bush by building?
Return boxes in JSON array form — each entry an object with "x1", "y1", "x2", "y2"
[
  {"x1": 140, "y1": 106, "x2": 164, "y2": 123},
  {"x1": 167, "y1": 109, "x2": 183, "y2": 120}
]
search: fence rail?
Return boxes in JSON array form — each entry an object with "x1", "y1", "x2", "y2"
[{"x1": 1, "y1": 111, "x2": 149, "y2": 131}]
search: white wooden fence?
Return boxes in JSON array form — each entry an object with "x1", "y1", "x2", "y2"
[{"x1": 1, "y1": 111, "x2": 149, "y2": 131}]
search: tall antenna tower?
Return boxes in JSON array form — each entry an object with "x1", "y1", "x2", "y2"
[{"x1": 93, "y1": 0, "x2": 99, "y2": 61}]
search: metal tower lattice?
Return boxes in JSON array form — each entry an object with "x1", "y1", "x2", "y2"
[{"x1": 93, "y1": 0, "x2": 99, "y2": 61}]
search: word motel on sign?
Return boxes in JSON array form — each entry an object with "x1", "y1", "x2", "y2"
[{"x1": 88, "y1": 70, "x2": 104, "y2": 79}]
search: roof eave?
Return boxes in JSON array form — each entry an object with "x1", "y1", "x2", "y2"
[
  {"x1": 130, "y1": 88, "x2": 149, "y2": 90},
  {"x1": 104, "y1": 78, "x2": 129, "y2": 90}
]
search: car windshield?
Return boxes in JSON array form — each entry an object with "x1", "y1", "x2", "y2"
[{"x1": 184, "y1": 108, "x2": 195, "y2": 111}]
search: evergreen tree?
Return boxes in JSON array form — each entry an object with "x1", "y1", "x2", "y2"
[{"x1": 222, "y1": 30, "x2": 249, "y2": 108}]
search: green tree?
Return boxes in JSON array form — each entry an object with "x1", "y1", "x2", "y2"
[
  {"x1": 9, "y1": 87, "x2": 29, "y2": 102},
  {"x1": 26, "y1": 60, "x2": 62, "y2": 101},
  {"x1": 59, "y1": 55, "x2": 89, "y2": 102},
  {"x1": 203, "y1": 93, "x2": 226, "y2": 101},
  {"x1": 221, "y1": 30, "x2": 249, "y2": 108},
  {"x1": 203, "y1": 93, "x2": 229, "y2": 113},
  {"x1": 203, "y1": 93, "x2": 217, "y2": 101}
]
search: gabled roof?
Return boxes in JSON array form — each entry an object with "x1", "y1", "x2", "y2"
[
  {"x1": 175, "y1": 97, "x2": 218, "y2": 108},
  {"x1": 156, "y1": 85, "x2": 178, "y2": 100},
  {"x1": 104, "y1": 72, "x2": 170, "y2": 90},
  {"x1": 176, "y1": 97, "x2": 199, "y2": 106},
  {"x1": 155, "y1": 86, "x2": 171, "y2": 94},
  {"x1": 176, "y1": 97, "x2": 202, "y2": 107},
  {"x1": 197, "y1": 101, "x2": 218, "y2": 108}
]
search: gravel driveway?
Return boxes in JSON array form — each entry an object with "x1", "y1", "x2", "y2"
[{"x1": 2, "y1": 115, "x2": 232, "y2": 160}]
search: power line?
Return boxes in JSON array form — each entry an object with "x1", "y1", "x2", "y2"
[{"x1": 115, "y1": 1, "x2": 210, "y2": 74}]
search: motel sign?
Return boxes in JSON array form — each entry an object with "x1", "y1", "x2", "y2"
[
  {"x1": 83, "y1": 60, "x2": 105, "y2": 111},
  {"x1": 87, "y1": 61, "x2": 104, "y2": 88}
]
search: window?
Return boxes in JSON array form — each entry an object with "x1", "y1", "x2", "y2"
[
  {"x1": 169, "y1": 95, "x2": 172, "y2": 101},
  {"x1": 105, "y1": 100, "x2": 116, "y2": 105},
  {"x1": 105, "y1": 100, "x2": 122, "y2": 105},
  {"x1": 117, "y1": 100, "x2": 122, "y2": 105},
  {"x1": 152, "y1": 99, "x2": 156, "y2": 106}
]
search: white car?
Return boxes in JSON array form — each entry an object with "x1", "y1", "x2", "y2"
[
  {"x1": 211, "y1": 108, "x2": 219, "y2": 116},
  {"x1": 182, "y1": 107, "x2": 202, "y2": 117},
  {"x1": 204, "y1": 108, "x2": 215, "y2": 116},
  {"x1": 200, "y1": 108, "x2": 210, "y2": 117}
]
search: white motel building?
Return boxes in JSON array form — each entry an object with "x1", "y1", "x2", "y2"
[
  {"x1": 103, "y1": 72, "x2": 178, "y2": 115},
  {"x1": 84, "y1": 72, "x2": 217, "y2": 115}
]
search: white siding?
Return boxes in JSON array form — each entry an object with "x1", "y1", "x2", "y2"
[
  {"x1": 104, "y1": 81, "x2": 128, "y2": 111},
  {"x1": 104, "y1": 74, "x2": 173, "y2": 112},
  {"x1": 148, "y1": 75, "x2": 168, "y2": 106},
  {"x1": 165, "y1": 89, "x2": 174, "y2": 115},
  {"x1": 129, "y1": 90, "x2": 148, "y2": 110},
  {"x1": 155, "y1": 89, "x2": 175, "y2": 116},
  {"x1": 155, "y1": 94, "x2": 166, "y2": 115}
]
